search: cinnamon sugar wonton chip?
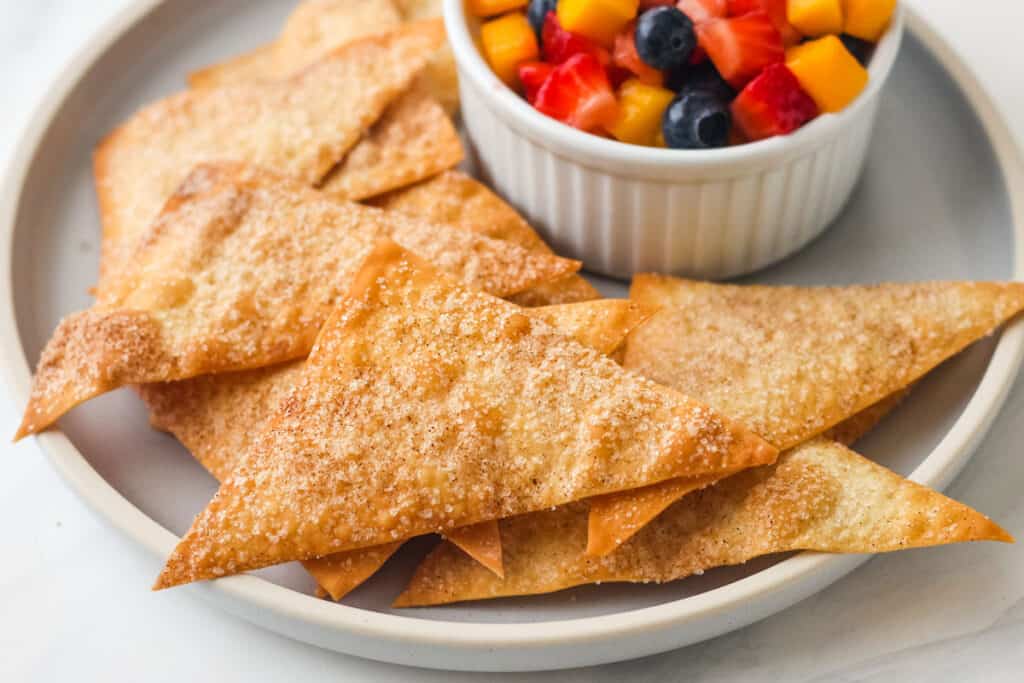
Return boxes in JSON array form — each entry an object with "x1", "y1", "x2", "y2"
[
  {"x1": 187, "y1": 1, "x2": 403, "y2": 88},
  {"x1": 394, "y1": 438, "x2": 1012, "y2": 607},
  {"x1": 141, "y1": 299, "x2": 654, "y2": 595},
  {"x1": 187, "y1": 1, "x2": 463, "y2": 205},
  {"x1": 373, "y1": 171, "x2": 600, "y2": 306},
  {"x1": 94, "y1": 19, "x2": 445, "y2": 291},
  {"x1": 586, "y1": 276, "x2": 1024, "y2": 555},
  {"x1": 17, "y1": 164, "x2": 577, "y2": 439},
  {"x1": 152, "y1": 242, "x2": 775, "y2": 590},
  {"x1": 390, "y1": 0, "x2": 459, "y2": 115},
  {"x1": 318, "y1": 84, "x2": 463, "y2": 202}
]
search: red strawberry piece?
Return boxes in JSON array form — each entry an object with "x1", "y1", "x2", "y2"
[
  {"x1": 542, "y1": 12, "x2": 610, "y2": 66},
  {"x1": 613, "y1": 20, "x2": 665, "y2": 86},
  {"x1": 760, "y1": 0, "x2": 802, "y2": 45},
  {"x1": 696, "y1": 11, "x2": 784, "y2": 89},
  {"x1": 519, "y1": 61, "x2": 555, "y2": 103},
  {"x1": 533, "y1": 53, "x2": 619, "y2": 133},
  {"x1": 725, "y1": 0, "x2": 760, "y2": 14},
  {"x1": 726, "y1": 0, "x2": 802, "y2": 44},
  {"x1": 731, "y1": 62, "x2": 818, "y2": 140},
  {"x1": 676, "y1": 0, "x2": 728, "y2": 25},
  {"x1": 640, "y1": 0, "x2": 677, "y2": 8}
]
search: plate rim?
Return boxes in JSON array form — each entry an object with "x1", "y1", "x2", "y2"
[{"x1": 2, "y1": 1, "x2": 1023, "y2": 669}]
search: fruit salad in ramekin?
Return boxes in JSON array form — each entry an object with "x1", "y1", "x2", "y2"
[
  {"x1": 445, "y1": 0, "x2": 903, "y2": 279},
  {"x1": 472, "y1": 0, "x2": 896, "y2": 149}
]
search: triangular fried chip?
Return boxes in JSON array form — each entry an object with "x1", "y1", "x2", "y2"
[
  {"x1": 303, "y1": 542, "x2": 405, "y2": 601},
  {"x1": 186, "y1": 2, "x2": 462, "y2": 205},
  {"x1": 152, "y1": 241, "x2": 775, "y2": 589},
  {"x1": 394, "y1": 438, "x2": 1012, "y2": 607},
  {"x1": 188, "y1": 45, "x2": 278, "y2": 89},
  {"x1": 391, "y1": 0, "x2": 459, "y2": 115},
  {"x1": 359, "y1": 299, "x2": 655, "y2": 583},
  {"x1": 585, "y1": 385, "x2": 914, "y2": 556},
  {"x1": 188, "y1": 1, "x2": 403, "y2": 88},
  {"x1": 17, "y1": 164, "x2": 577, "y2": 439},
  {"x1": 142, "y1": 297, "x2": 653, "y2": 596},
  {"x1": 270, "y1": 0, "x2": 404, "y2": 79},
  {"x1": 444, "y1": 523, "x2": 505, "y2": 579},
  {"x1": 94, "y1": 19, "x2": 445, "y2": 291},
  {"x1": 588, "y1": 276, "x2": 1024, "y2": 554},
  {"x1": 372, "y1": 171, "x2": 600, "y2": 306},
  {"x1": 319, "y1": 84, "x2": 463, "y2": 201}
]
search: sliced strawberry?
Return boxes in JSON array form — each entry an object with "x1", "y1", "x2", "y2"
[
  {"x1": 533, "y1": 53, "x2": 619, "y2": 133},
  {"x1": 696, "y1": 11, "x2": 784, "y2": 89},
  {"x1": 613, "y1": 20, "x2": 665, "y2": 86},
  {"x1": 727, "y1": 0, "x2": 802, "y2": 45},
  {"x1": 641, "y1": 0, "x2": 677, "y2": 7},
  {"x1": 760, "y1": 0, "x2": 802, "y2": 45},
  {"x1": 725, "y1": 0, "x2": 760, "y2": 14},
  {"x1": 731, "y1": 63, "x2": 818, "y2": 140},
  {"x1": 519, "y1": 61, "x2": 554, "y2": 102},
  {"x1": 676, "y1": 0, "x2": 728, "y2": 25},
  {"x1": 542, "y1": 12, "x2": 609, "y2": 66}
]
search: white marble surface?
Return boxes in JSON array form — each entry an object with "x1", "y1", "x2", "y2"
[{"x1": 2, "y1": 1, "x2": 1023, "y2": 680}]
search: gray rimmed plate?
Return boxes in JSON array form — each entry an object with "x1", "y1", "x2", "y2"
[{"x1": 1, "y1": 0, "x2": 1023, "y2": 672}]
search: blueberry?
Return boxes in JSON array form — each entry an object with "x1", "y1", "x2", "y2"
[
  {"x1": 527, "y1": 0, "x2": 558, "y2": 41},
  {"x1": 635, "y1": 7, "x2": 696, "y2": 72},
  {"x1": 665, "y1": 61, "x2": 735, "y2": 102},
  {"x1": 662, "y1": 89, "x2": 731, "y2": 150},
  {"x1": 839, "y1": 34, "x2": 874, "y2": 66}
]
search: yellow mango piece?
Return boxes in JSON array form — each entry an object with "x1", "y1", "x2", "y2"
[
  {"x1": 558, "y1": 0, "x2": 640, "y2": 47},
  {"x1": 844, "y1": 0, "x2": 896, "y2": 42},
  {"x1": 786, "y1": 35, "x2": 868, "y2": 113},
  {"x1": 469, "y1": 0, "x2": 528, "y2": 18},
  {"x1": 787, "y1": 0, "x2": 844, "y2": 37},
  {"x1": 481, "y1": 12, "x2": 539, "y2": 86},
  {"x1": 607, "y1": 79, "x2": 675, "y2": 147}
]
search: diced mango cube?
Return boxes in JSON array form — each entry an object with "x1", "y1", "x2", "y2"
[
  {"x1": 468, "y1": 0, "x2": 528, "y2": 18},
  {"x1": 481, "y1": 12, "x2": 540, "y2": 86},
  {"x1": 787, "y1": 0, "x2": 844, "y2": 37},
  {"x1": 607, "y1": 79, "x2": 676, "y2": 146},
  {"x1": 558, "y1": 0, "x2": 640, "y2": 47},
  {"x1": 785, "y1": 35, "x2": 868, "y2": 113},
  {"x1": 843, "y1": 0, "x2": 896, "y2": 42}
]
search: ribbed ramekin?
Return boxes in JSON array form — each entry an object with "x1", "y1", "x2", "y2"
[{"x1": 443, "y1": 0, "x2": 905, "y2": 280}]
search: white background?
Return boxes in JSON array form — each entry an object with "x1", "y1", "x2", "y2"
[{"x1": 3, "y1": 1, "x2": 1024, "y2": 681}]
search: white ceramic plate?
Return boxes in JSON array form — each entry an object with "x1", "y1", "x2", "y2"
[{"x1": 2, "y1": 1, "x2": 1023, "y2": 672}]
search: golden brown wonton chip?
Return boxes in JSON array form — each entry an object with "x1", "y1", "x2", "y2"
[
  {"x1": 187, "y1": 1, "x2": 403, "y2": 88},
  {"x1": 153, "y1": 242, "x2": 775, "y2": 589},
  {"x1": 319, "y1": 84, "x2": 463, "y2": 201},
  {"x1": 391, "y1": 0, "x2": 459, "y2": 115},
  {"x1": 186, "y1": 2, "x2": 462, "y2": 205},
  {"x1": 270, "y1": 0, "x2": 405, "y2": 78},
  {"x1": 584, "y1": 387, "x2": 910, "y2": 557},
  {"x1": 394, "y1": 438, "x2": 1012, "y2": 607},
  {"x1": 94, "y1": 19, "x2": 445, "y2": 291},
  {"x1": 187, "y1": 45, "x2": 278, "y2": 89},
  {"x1": 143, "y1": 298, "x2": 653, "y2": 596},
  {"x1": 303, "y1": 542, "x2": 405, "y2": 601},
  {"x1": 17, "y1": 164, "x2": 577, "y2": 439},
  {"x1": 373, "y1": 171, "x2": 601, "y2": 306},
  {"x1": 587, "y1": 276, "x2": 1024, "y2": 554}
]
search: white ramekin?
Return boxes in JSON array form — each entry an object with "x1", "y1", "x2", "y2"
[{"x1": 444, "y1": 0, "x2": 905, "y2": 279}]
